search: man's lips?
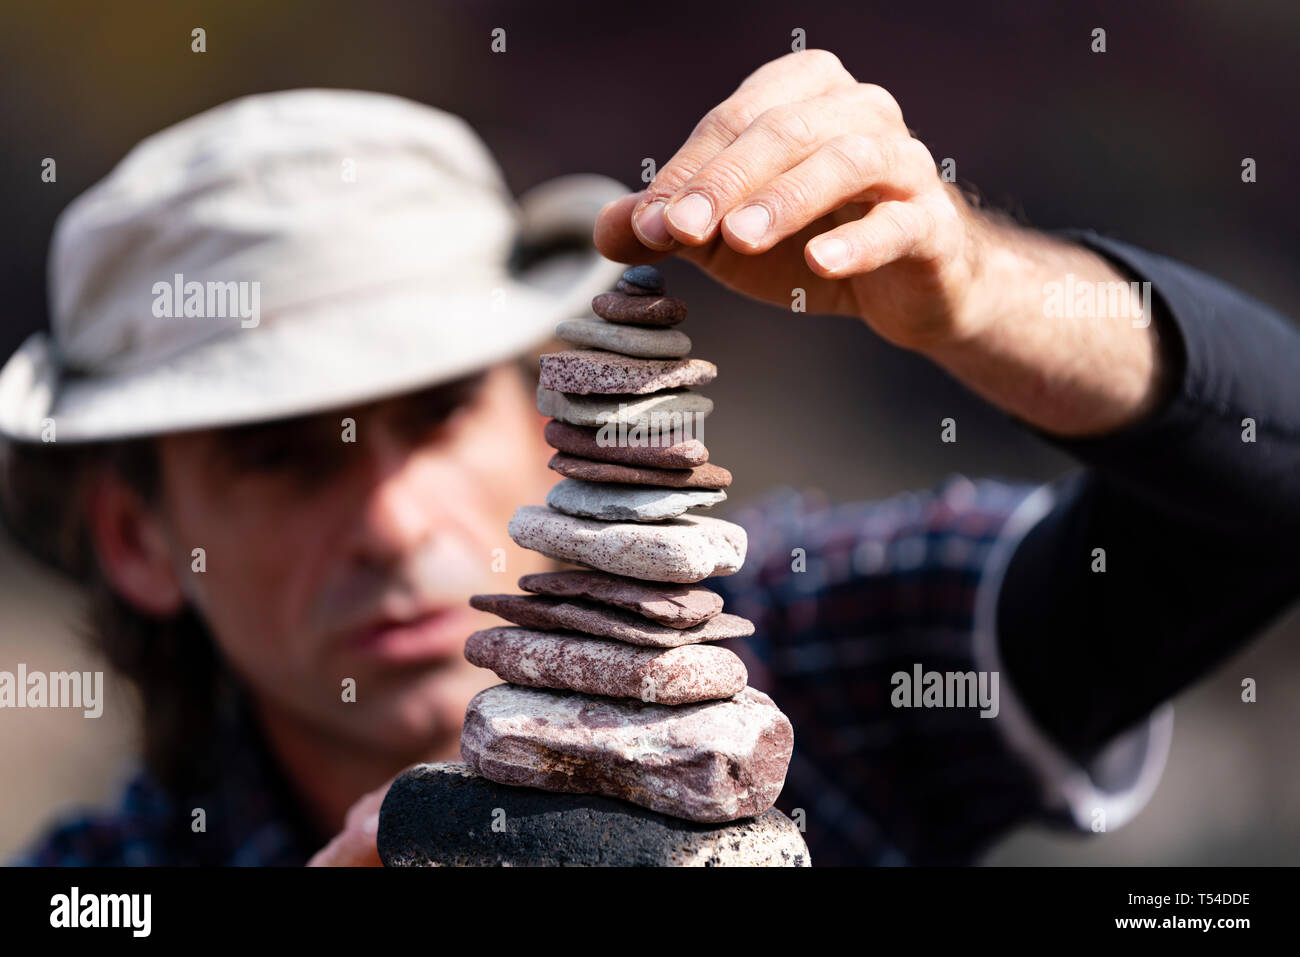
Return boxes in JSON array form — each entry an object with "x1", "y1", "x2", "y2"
[{"x1": 346, "y1": 605, "x2": 473, "y2": 662}]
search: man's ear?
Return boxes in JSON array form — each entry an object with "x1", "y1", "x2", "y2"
[{"x1": 84, "y1": 467, "x2": 185, "y2": 617}]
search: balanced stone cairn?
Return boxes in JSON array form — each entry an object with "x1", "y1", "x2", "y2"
[{"x1": 459, "y1": 265, "x2": 797, "y2": 827}]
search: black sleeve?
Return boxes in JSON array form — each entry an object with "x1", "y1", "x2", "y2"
[{"x1": 996, "y1": 229, "x2": 1300, "y2": 766}]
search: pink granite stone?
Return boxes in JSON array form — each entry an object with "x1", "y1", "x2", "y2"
[
  {"x1": 461, "y1": 684, "x2": 794, "y2": 823},
  {"x1": 464, "y1": 627, "x2": 747, "y2": 704},
  {"x1": 539, "y1": 349, "x2": 716, "y2": 395}
]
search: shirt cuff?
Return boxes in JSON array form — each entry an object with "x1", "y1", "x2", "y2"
[{"x1": 972, "y1": 482, "x2": 1174, "y2": 833}]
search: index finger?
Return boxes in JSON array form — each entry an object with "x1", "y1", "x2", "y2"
[{"x1": 632, "y1": 49, "x2": 855, "y2": 249}]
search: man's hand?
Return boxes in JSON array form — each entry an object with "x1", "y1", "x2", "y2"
[
  {"x1": 595, "y1": 49, "x2": 1172, "y2": 438},
  {"x1": 306, "y1": 781, "x2": 389, "y2": 867},
  {"x1": 594, "y1": 49, "x2": 986, "y2": 352}
]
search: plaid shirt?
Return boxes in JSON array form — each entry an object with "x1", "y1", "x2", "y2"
[{"x1": 11, "y1": 474, "x2": 1157, "y2": 867}]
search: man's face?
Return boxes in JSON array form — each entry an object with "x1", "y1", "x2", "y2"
[{"x1": 147, "y1": 361, "x2": 556, "y2": 760}]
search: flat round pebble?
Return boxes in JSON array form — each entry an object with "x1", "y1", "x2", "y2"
[
  {"x1": 622, "y1": 264, "x2": 665, "y2": 292},
  {"x1": 555, "y1": 318, "x2": 692, "y2": 359},
  {"x1": 547, "y1": 478, "x2": 725, "y2": 522},
  {"x1": 539, "y1": 349, "x2": 716, "y2": 395},
  {"x1": 517, "y1": 570, "x2": 723, "y2": 628},
  {"x1": 537, "y1": 387, "x2": 712, "y2": 430},
  {"x1": 464, "y1": 626, "x2": 747, "y2": 704},
  {"x1": 469, "y1": 594, "x2": 755, "y2": 646},
  {"x1": 592, "y1": 291, "x2": 687, "y2": 327},
  {"x1": 507, "y1": 505, "x2": 746, "y2": 583},
  {"x1": 549, "y1": 452, "x2": 732, "y2": 489},
  {"x1": 544, "y1": 419, "x2": 708, "y2": 468}
]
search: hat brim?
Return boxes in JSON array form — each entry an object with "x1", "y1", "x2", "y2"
[{"x1": 0, "y1": 173, "x2": 629, "y2": 444}]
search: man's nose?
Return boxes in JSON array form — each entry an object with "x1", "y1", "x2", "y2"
[{"x1": 351, "y1": 423, "x2": 441, "y2": 565}]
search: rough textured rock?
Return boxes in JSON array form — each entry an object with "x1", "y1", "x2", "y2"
[
  {"x1": 592, "y1": 291, "x2": 687, "y2": 327},
  {"x1": 464, "y1": 627, "x2": 747, "y2": 704},
  {"x1": 507, "y1": 505, "x2": 746, "y2": 583},
  {"x1": 550, "y1": 453, "x2": 732, "y2": 489},
  {"x1": 556, "y1": 318, "x2": 692, "y2": 359},
  {"x1": 547, "y1": 478, "x2": 725, "y2": 522},
  {"x1": 544, "y1": 420, "x2": 708, "y2": 468},
  {"x1": 518, "y1": 570, "x2": 723, "y2": 628},
  {"x1": 469, "y1": 594, "x2": 755, "y2": 647},
  {"x1": 461, "y1": 685, "x2": 794, "y2": 823},
  {"x1": 538, "y1": 387, "x2": 712, "y2": 430},
  {"x1": 539, "y1": 350, "x2": 716, "y2": 395},
  {"x1": 378, "y1": 762, "x2": 810, "y2": 867}
]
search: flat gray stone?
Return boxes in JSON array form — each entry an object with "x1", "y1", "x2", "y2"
[
  {"x1": 556, "y1": 318, "x2": 692, "y2": 359},
  {"x1": 378, "y1": 762, "x2": 810, "y2": 866},
  {"x1": 464, "y1": 626, "x2": 747, "y2": 704},
  {"x1": 518, "y1": 571, "x2": 723, "y2": 628},
  {"x1": 468, "y1": 594, "x2": 755, "y2": 647},
  {"x1": 546, "y1": 478, "x2": 725, "y2": 522},
  {"x1": 507, "y1": 505, "x2": 746, "y2": 583},
  {"x1": 461, "y1": 685, "x2": 794, "y2": 823},
  {"x1": 538, "y1": 387, "x2": 712, "y2": 431}
]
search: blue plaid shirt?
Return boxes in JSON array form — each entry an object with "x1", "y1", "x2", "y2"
[{"x1": 10, "y1": 474, "x2": 1166, "y2": 866}]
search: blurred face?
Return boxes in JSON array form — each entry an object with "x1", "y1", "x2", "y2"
[{"x1": 147, "y1": 362, "x2": 556, "y2": 760}]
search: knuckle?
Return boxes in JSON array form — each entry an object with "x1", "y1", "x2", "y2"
[
  {"x1": 701, "y1": 100, "x2": 760, "y2": 141},
  {"x1": 801, "y1": 48, "x2": 847, "y2": 77},
  {"x1": 697, "y1": 158, "x2": 756, "y2": 202},
  {"x1": 764, "y1": 174, "x2": 816, "y2": 217},
  {"x1": 824, "y1": 133, "x2": 884, "y2": 183},
  {"x1": 758, "y1": 104, "x2": 820, "y2": 152},
  {"x1": 898, "y1": 136, "x2": 935, "y2": 173},
  {"x1": 857, "y1": 82, "x2": 904, "y2": 122}
]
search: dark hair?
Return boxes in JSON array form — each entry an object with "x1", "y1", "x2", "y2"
[{"x1": 1, "y1": 437, "x2": 234, "y2": 792}]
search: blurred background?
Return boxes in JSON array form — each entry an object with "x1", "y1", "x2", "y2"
[{"x1": 1, "y1": 0, "x2": 1297, "y2": 863}]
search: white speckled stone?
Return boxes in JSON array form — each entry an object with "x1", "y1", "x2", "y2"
[
  {"x1": 537, "y1": 387, "x2": 713, "y2": 429},
  {"x1": 506, "y1": 505, "x2": 746, "y2": 583},
  {"x1": 464, "y1": 627, "x2": 747, "y2": 704},
  {"x1": 546, "y1": 478, "x2": 725, "y2": 522},
  {"x1": 461, "y1": 685, "x2": 794, "y2": 823},
  {"x1": 556, "y1": 318, "x2": 692, "y2": 359}
]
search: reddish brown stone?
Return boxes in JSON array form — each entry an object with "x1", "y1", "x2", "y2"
[
  {"x1": 461, "y1": 684, "x2": 794, "y2": 823},
  {"x1": 518, "y1": 570, "x2": 722, "y2": 628},
  {"x1": 549, "y1": 452, "x2": 731, "y2": 489},
  {"x1": 464, "y1": 627, "x2": 747, "y2": 705},
  {"x1": 545, "y1": 420, "x2": 709, "y2": 468},
  {"x1": 469, "y1": 593, "x2": 754, "y2": 647},
  {"x1": 592, "y1": 291, "x2": 687, "y2": 327}
]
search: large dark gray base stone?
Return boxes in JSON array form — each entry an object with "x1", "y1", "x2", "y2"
[{"x1": 378, "y1": 762, "x2": 810, "y2": 867}]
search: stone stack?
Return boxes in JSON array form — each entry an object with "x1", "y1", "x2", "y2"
[{"x1": 459, "y1": 265, "x2": 795, "y2": 825}]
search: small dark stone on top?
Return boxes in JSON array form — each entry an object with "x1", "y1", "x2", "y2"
[
  {"x1": 621, "y1": 265, "x2": 665, "y2": 293},
  {"x1": 617, "y1": 279, "x2": 657, "y2": 296}
]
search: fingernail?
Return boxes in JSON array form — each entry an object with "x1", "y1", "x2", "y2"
[
  {"x1": 633, "y1": 201, "x2": 672, "y2": 247},
  {"x1": 362, "y1": 813, "x2": 379, "y2": 835},
  {"x1": 665, "y1": 192, "x2": 713, "y2": 238},
  {"x1": 809, "y1": 237, "x2": 850, "y2": 271},
  {"x1": 726, "y1": 205, "x2": 771, "y2": 245}
]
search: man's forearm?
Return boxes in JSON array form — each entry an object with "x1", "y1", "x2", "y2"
[
  {"x1": 993, "y1": 233, "x2": 1300, "y2": 763},
  {"x1": 922, "y1": 209, "x2": 1177, "y2": 439}
]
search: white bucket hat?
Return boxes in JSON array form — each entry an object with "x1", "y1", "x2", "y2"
[{"x1": 0, "y1": 88, "x2": 628, "y2": 443}]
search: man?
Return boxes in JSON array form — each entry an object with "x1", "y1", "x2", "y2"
[{"x1": 4, "y1": 52, "x2": 1297, "y2": 867}]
